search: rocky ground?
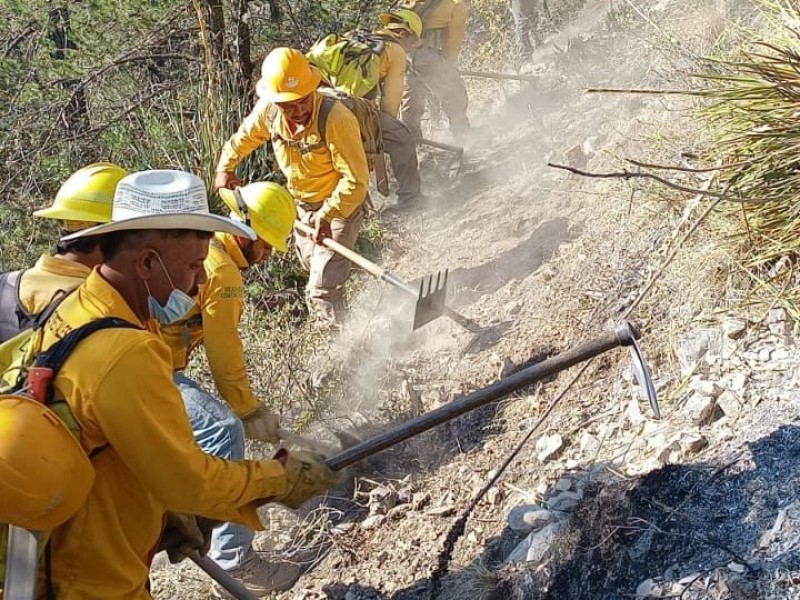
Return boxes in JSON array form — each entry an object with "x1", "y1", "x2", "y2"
[{"x1": 152, "y1": 0, "x2": 800, "y2": 598}]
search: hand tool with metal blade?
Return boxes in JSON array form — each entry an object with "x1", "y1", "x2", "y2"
[
  {"x1": 277, "y1": 427, "x2": 339, "y2": 457},
  {"x1": 417, "y1": 138, "x2": 464, "y2": 178},
  {"x1": 295, "y1": 221, "x2": 476, "y2": 331},
  {"x1": 323, "y1": 321, "x2": 660, "y2": 471}
]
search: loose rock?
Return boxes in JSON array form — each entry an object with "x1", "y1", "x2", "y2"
[
  {"x1": 426, "y1": 505, "x2": 455, "y2": 517},
  {"x1": 716, "y1": 390, "x2": 743, "y2": 419},
  {"x1": 412, "y1": 492, "x2": 431, "y2": 510},
  {"x1": 507, "y1": 505, "x2": 553, "y2": 535},
  {"x1": 361, "y1": 514, "x2": 386, "y2": 530},
  {"x1": 505, "y1": 521, "x2": 563, "y2": 564},
  {"x1": 635, "y1": 578, "x2": 656, "y2": 598},
  {"x1": 678, "y1": 432, "x2": 708, "y2": 454},
  {"x1": 684, "y1": 392, "x2": 724, "y2": 426},
  {"x1": 555, "y1": 477, "x2": 572, "y2": 492},
  {"x1": 387, "y1": 503, "x2": 412, "y2": 520},
  {"x1": 485, "y1": 486, "x2": 502, "y2": 505},
  {"x1": 547, "y1": 490, "x2": 581, "y2": 512},
  {"x1": 688, "y1": 377, "x2": 722, "y2": 399},
  {"x1": 722, "y1": 317, "x2": 747, "y2": 340},
  {"x1": 580, "y1": 430, "x2": 601, "y2": 455},
  {"x1": 677, "y1": 330, "x2": 720, "y2": 371},
  {"x1": 536, "y1": 433, "x2": 564, "y2": 462}
]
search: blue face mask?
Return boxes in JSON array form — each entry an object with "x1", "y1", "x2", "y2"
[{"x1": 144, "y1": 253, "x2": 196, "y2": 325}]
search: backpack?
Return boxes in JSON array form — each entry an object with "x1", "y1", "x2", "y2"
[
  {"x1": 307, "y1": 31, "x2": 386, "y2": 99},
  {"x1": 0, "y1": 270, "x2": 34, "y2": 344},
  {"x1": 266, "y1": 92, "x2": 389, "y2": 195},
  {"x1": 396, "y1": 0, "x2": 445, "y2": 21},
  {"x1": 0, "y1": 314, "x2": 137, "y2": 595},
  {"x1": 0, "y1": 288, "x2": 72, "y2": 393}
]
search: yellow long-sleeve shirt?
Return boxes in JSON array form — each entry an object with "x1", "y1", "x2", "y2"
[
  {"x1": 35, "y1": 269, "x2": 288, "y2": 599},
  {"x1": 216, "y1": 91, "x2": 369, "y2": 222},
  {"x1": 421, "y1": 0, "x2": 468, "y2": 63},
  {"x1": 17, "y1": 254, "x2": 91, "y2": 316},
  {"x1": 162, "y1": 233, "x2": 259, "y2": 418},
  {"x1": 375, "y1": 31, "x2": 408, "y2": 117}
]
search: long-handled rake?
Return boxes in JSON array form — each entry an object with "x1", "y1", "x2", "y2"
[
  {"x1": 294, "y1": 221, "x2": 476, "y2": 331},
  {"x1": 417, "y1": 138, "x2": 464, "y2": 179}
]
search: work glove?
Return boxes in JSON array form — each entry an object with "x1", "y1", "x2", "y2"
[
  {"x1": 159, "y1": 513, "x2": 216, "y2": 564},
  {"x1": 272, "y1": 448, "x2": 340, "y2": 510},
  {"x1": 241, "y1": 405, "x2": 280, "y2": 444}
]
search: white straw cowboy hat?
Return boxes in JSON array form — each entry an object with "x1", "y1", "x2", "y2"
[{"x1": 61, "y1": 170, "x2": 255, "y2": 241}]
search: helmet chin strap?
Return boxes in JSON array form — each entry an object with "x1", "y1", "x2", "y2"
[{"x1": 232, "y1": 188, "x2": 252, "y2": 227}]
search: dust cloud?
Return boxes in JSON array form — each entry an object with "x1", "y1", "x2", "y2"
[{"x1": 316, "y1": 0, "x2": 706, "y2": 450}]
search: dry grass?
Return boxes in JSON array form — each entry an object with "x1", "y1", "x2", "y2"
[
  {"x1": 439, "y1": 563, "x2": 503, "y2": 600},
  {"x1": 696, "y1": 1, "x2": 800, "y2": 316}
]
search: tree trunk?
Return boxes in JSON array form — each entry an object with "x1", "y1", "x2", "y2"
[
  {"x1": 232, "y1": 0, "x2": 254, "y2": 96},
  {"x1": 48, "y1": 6, "x2": 88, "y2": 136},
  {"x1": 268, "y1": 0, "x2": 281, "y2": 24},
  {"x1": 198, "y1": 0, "x2": 228, "y2": 68}
]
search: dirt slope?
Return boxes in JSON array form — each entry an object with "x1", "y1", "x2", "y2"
[{"x1": 153, "y1": 0, "x2": 800, "y2": 598}]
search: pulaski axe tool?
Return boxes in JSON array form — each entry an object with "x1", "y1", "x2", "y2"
[
  {"x1": 323, "y1": 321, "x2": 659, "y2": 472},
  {"x1": 295, "y1": 221, "x2": 477, "y2": 331}
]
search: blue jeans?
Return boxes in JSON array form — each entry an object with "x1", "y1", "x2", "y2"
[{"x1": 173, "y1": 373, "x2": 253, "y2": 571}]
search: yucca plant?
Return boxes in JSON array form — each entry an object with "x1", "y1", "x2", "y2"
[{"x1": 697, "y1": 1, "x2": 800, "y2": 310}]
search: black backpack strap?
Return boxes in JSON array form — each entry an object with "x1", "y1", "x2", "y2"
[
  {"x1": 317, "y1": 95, "x2": 336, "y2": 147},
  {"x1": 344, "y1": 30, "x2": 386, "y2": 55},
  {"x1": 31, "y1": 287, "x2": 73, "y2": 331},
  {"x1": 33, "y1": 317, "x2": 139, "y2": 375}
]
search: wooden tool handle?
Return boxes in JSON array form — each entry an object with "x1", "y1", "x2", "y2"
[{"x1": 295, "y1": 220, "x2": 386, "y2": 279}]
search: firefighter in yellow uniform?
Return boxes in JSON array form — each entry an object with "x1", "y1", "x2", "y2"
[
  {"x1": 0, "y1": 169, "x2": 337, "y2": 599},
  {"x1": 400, "y1": 0, "x2": 470, "y2": 139},
  {"x1": 1, "y1": 168, "x2": 309, "y2": 597},
  {"x1": 373, "y1": 9, "x2": 424, "y2": 203},
  {"x1": 374, "y1": 9, "x2": 423, "y2": 118},
  {"x1": 161, "y1": 182, "x2": 303, "y2": 596},
  {"x1": 306, "y1": 10, "x2": 424, "y2": 204},
  {"x1": 0, "y1": 163, "x2": 129, "y2": 343},
  {"x1": 215, "y1": 48, "x2": 370, "y2": 323}
]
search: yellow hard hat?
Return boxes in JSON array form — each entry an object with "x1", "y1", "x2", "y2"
[
  {"x1": 379, "y1": 9, "x2": 423, "y2": 39},
  {"x1": 33, "y1": 162, "x2": 129, "y2": 232},
  {"x1": 256, "y1": 48, "x2": 322, "y2": 102},
  {"x1": 219, "y1": 182, "x2": 297, "y2": 253},
  {"x1": 0, "y1": 395, "x2": 94, "y2": 530}
]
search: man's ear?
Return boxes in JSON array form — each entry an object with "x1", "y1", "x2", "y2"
[
  {"x1": 134, "y1": 248, "x2": 157, "y2": 280},
  {"x1": 235, "y1": 236, "x2": 249, "y2": 249}
]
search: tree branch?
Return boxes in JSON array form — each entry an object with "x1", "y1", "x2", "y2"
[{"x1": 548, "y1": 162, "x2": 727, "y2": 198}]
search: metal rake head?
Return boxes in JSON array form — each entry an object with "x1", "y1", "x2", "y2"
[
  {"x1": 412, "y1": 269, "x2": 449, "y2": 331},
  {"x1": 448, "y1": 149, "x2": 464, "y2": 180}
]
